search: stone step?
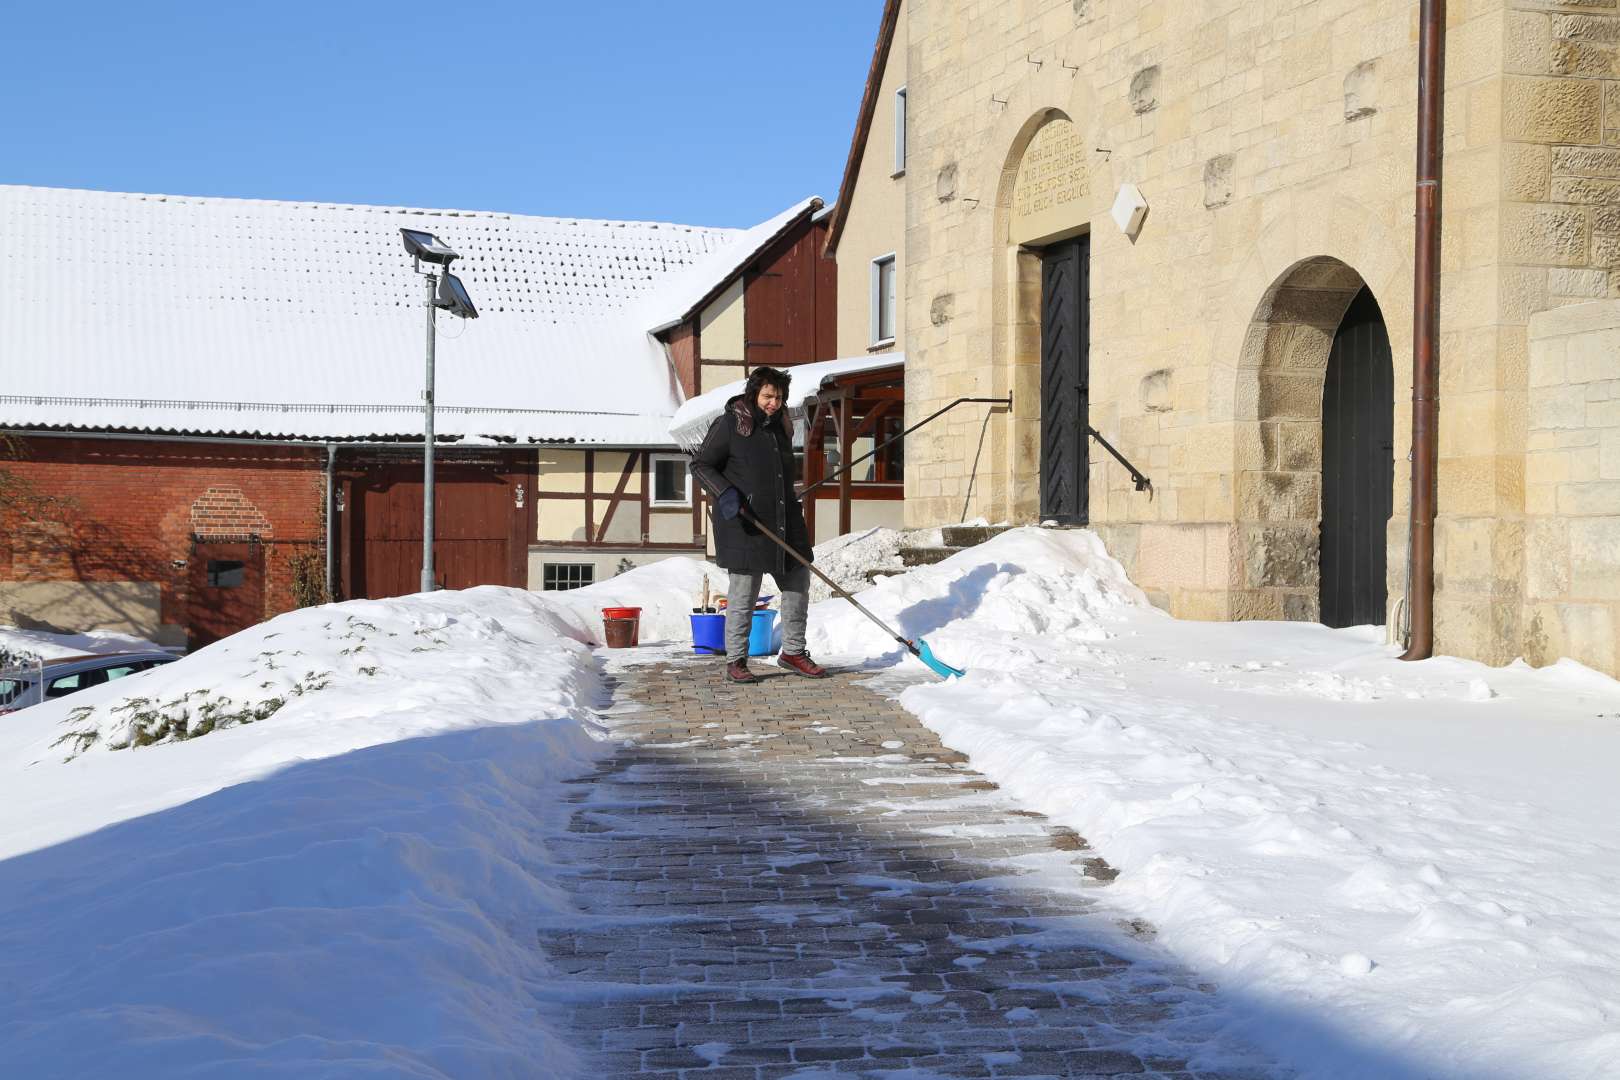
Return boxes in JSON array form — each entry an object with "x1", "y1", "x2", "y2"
[
  {"x1": 898, "y1": 545, "x2": 963, "y2": 567},
  {"x1": 939, "y1": 524, "x2": 1015, "y2": 548}
]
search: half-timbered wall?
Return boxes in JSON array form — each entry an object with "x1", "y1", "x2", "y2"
[{"x1": 531, "y1": 447, "x2": 705, "y2": 587}]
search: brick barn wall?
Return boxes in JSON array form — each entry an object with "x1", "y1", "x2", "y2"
[{"x1": 0, "y1": 436, "x2": 325, "y2": 642}]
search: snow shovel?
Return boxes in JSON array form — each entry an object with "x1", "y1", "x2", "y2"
[{"x1": 695, "y1": 476, "x2": 965, "y2": 678}]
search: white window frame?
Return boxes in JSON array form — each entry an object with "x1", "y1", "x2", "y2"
[
  {"x1": 870, "y1": 253, "x2": 897, "y2": 348},
  {"x1": 894, "y1": 86, "x2": 907, "y2": 175},
  {"x1": 649, "y1": 453, "x2": 693, "y2": 508}
]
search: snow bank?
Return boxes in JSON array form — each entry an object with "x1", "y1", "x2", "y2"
[
  {"x1": 807, "y1": 525, "x2": 1150, "y2": 662},
  {"x1": 0, "y1": 587, "x2": 611, "y2": 1077},
  {"x1": 803, "y1": 526, "x2": 1620, "y2": 1079},
  {"x1": 0, "y1": 626, "x2": 164, "y2": 665}
]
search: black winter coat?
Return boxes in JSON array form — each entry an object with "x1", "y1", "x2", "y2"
[{"x1": 689, "y1": 395, "x2": 813, "y2": 577}]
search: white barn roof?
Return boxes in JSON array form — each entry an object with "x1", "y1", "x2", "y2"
[{"x1": 0, "y1": 185, "x2": 761, "y2": 445}]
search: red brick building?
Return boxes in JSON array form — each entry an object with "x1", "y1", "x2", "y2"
[{"x1": 0, "y1": 184, "x2": 828, "y2": 649}]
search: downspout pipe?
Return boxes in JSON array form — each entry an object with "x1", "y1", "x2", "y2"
[
  {"x1": 324, "y1": 442, "x2": 338, "y2": 602},
  {"x1": 1401, "y1": 0, "x2": 1445, "y2": 661}
]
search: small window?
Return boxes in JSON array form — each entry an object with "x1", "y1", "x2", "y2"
[
  {"x1": 542, "y1": 563, "x2": 595, "y2": 591},
  {"x1": 650, "y1": 454, "x2": 693, "y2": 507},
  {"x1": 207, "y1": 560, "x2": 245, "y2": 587},
  {"x1": 46, "y1": 668, "x2": 108, "y2": 699},
  {"x1": 0, "y1": 678, "x2": 31, "y2": 706},
  {"x1": 894, "y1": 86, "x2": 907, "y2": 174},
  {"x1": 103, "y1": 663, "x2": 148, "y2": 681},
  {"x1": 870, "y1": 254, "x2": 897, "y2": 346}
]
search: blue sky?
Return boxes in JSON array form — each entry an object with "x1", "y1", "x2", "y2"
[{"x1": 11, "y1": 1, "x2": 880, "y2": 228}]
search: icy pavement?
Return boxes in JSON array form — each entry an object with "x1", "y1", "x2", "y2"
[{"x1": 540, "y1": 649, "x2": 1287, "y2": 1079}]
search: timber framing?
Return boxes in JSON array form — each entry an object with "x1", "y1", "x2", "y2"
[{"x1": 535, "y1": 448, "x2": 704, "y2": 551}]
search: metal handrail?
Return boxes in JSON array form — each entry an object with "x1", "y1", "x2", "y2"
[
  {"x1": 1087, "y1": 425, "x2": 1153, "y2": 498},
  {"x1": 799, "y1": 395, "x2": 1012, "y2": 498},
  {"x1": 796, "y1": 396, "x2": 1154, "y2": 501}
]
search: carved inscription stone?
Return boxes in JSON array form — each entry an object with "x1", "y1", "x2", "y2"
[{"x1": 1013, "y1": 119, "x2": 1090, "y2": 221}]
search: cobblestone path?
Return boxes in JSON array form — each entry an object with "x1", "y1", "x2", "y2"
[{"x1": 541, "y1": 651, "x2": 1279, "y2": 1079}]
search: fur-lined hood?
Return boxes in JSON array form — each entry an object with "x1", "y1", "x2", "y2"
[{"x1": 726, "y1": 393, "x2": 793, "y2": 440}]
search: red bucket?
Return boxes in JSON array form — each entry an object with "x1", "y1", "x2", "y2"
[{"x1": 601, "y1": 606, "x2": 642, "y2": 647}]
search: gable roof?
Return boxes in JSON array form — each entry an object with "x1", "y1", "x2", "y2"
[
  {"x1": 0, "y1": 185, "x2": 743, "y2": 444},
  {"x1": 641, "y1": 197, "x2": 822, "y2": 336},
  {"x1": 823, "y1": 0, "x2": 903, "y2": 258}
]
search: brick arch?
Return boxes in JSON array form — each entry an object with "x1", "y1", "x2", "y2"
[{"x1": 190, "y1": 486, "x2": 272, "y2": 541}]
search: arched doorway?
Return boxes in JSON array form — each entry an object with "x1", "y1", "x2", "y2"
[
  {"x1": 1233, "y1": 256, "x2": 1396, "y2": 624},
  {"x1": 1320, "y1": 287, "x2": 1394, "y2": 627}
]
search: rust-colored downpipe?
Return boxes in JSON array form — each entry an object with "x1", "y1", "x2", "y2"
[{"x1": 1402, "y1": 0, "x2": 1445, "y2": 661}]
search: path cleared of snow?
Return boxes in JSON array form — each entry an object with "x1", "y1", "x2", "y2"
[
  {"x1": 801, "y1": 527, "x2": 1620, "y2": 1080},
  {"x1": 5, "y1": 530, "x2": 1618, "y2": 1078}
]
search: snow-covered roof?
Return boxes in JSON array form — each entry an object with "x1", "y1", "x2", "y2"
[
  {"x1": 0, "y1": 185, "x2": 750, "y2": 445},
  {"x1": 668, "y1": 353, "x2": 904, "y2": 451},
  {"x1": 639, "y1": 197, "x2": 822, "y2": 335}
]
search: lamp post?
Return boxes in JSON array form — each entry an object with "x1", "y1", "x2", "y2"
[{"x1": 400, "y1": 229, "x2": 479, "y2": 593}]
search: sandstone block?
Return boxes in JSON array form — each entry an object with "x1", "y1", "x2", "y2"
[
  {"x1": 1505, "y1": 76, "x2": 1603, "y2": 144},
  {"x1": 1504, "y1": 203, "x2": 1591, "y2": 266}
]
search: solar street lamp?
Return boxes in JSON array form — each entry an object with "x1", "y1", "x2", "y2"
[{"x1": 401, "y1": 227, "x2": 479, "y2": 593}]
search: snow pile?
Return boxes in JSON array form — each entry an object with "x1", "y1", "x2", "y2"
[
  {"x1": 0, "y1": 626, "x2": 164, "y2": 666},
  {"x1": 545, "y1": 554, "x2": 721, "y2": 644},
  {"x1": 802, "y1": 526, "x2": 1620, "y2": 1079},
  {"x1": 807, "y1": 526, "x2": 1149, "y2": 661},
  {"x1": 806, "y1": 526, "x2": 906, "y2": 601},
  {"x1": 0, "y1": 586, "x2": 615, "y2": 1077}
]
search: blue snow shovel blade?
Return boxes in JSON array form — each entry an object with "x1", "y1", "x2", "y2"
[{"x1": 913, "y1": 638, "x2": 966, "y2": 679}]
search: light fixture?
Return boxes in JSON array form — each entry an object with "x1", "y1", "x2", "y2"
[
  {"x1": 514, "y1": 483, "x2": 526, "y2": 509},
  {"x1": 400, "y1": 228, "x2": 459, "y2": 265},
  {"x1": 435, "y1": 272, "x2": 479, "y2": 319},
  {"x1": 401, "y1": 227, "x2": 478, "y2": 593}
]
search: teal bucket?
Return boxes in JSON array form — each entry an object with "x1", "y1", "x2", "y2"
[{"x1": 747, "y1": 609, "x2": 777, "y2": 657}]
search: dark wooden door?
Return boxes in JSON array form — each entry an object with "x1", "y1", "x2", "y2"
[
  {"x1": 1040, "y1": 235, "x2": 1090, "y2": 524},
  {"x1": 347, "y1": 457, "x2": 527, "y2": 599},
  {"x1": 188, "y1": 541, "x2": 266, "y2": 650},
  {"x1": 1320, "y1": 287, "x2": 1395, "y2": 628}
]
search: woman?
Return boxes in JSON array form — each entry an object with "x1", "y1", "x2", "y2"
[{"x1": 690, "y1": 366, "x2": 828, "y2": 684}]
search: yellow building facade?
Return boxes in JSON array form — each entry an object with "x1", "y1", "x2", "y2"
[{"x1": 851, "y1": 0, "x2": 1620, "y2": 674}]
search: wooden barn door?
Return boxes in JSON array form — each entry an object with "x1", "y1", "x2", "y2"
[
  {"x1": 1039, "y1": 234, "x2": 1090, "y2": 524},
  {"x1": 1320, "y1": 287, "x2": 1395, "y2": 628},
  {"x1": 187, "y1": 541, "x2": 266, "y2": 650},
  {"x1": 347, "y1": 456, "x2": 528, "y2": 599}
]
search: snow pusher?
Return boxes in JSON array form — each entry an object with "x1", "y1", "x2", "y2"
[{"x1": 691, "y1": 474, "x2": 965, "y2": 679}]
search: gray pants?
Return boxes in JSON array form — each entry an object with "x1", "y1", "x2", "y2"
[{"x1": 726, "y1": 566, "x2": 810, "y2": 662}]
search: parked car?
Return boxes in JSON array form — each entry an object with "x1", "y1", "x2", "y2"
[{"x1": 0, "y1": 651, "x2": 179, "y2": 715}]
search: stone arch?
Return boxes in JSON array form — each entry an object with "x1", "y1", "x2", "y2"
[
  {"x1": 982, "y1": 75, "x2": 1109, "y2": 524},
  {"x1": 1229, "y1": 256, "x2": 1397, "y2": 621},
  {"x1": 1209, "y1": 191, "x2": 1412, "y2": 623}
]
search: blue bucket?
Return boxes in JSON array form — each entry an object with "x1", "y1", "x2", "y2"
[
  {"x1": 690, "y1": 613, "x2": 725, "y2": 654},
  {"x1": 748, "y1": 609, "x2": 777, "y2": 657}
]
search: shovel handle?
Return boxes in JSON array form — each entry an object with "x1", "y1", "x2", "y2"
[{"x1": 692, "y1": 473, "x2": 915, "y2": 653}]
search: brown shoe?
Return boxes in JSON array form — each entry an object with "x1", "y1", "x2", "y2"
[
  {"x1": 778, "y1": 652, "x2": 829, "y2": 678},
  {"x1": 725, "y1": 660, "x2": 758, "y2": 684}
]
